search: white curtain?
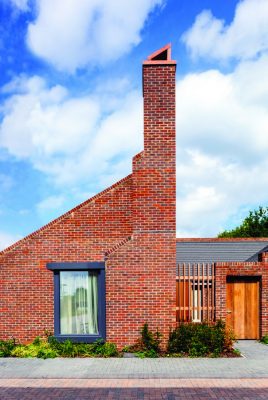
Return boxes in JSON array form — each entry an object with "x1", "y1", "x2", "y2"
[{"x1": 60, "y1": 271, "x2": 98, "y2": 334}]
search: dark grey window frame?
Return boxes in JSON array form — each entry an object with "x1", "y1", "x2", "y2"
[{"x1": 47, "y1": 262, "x2": 106, "y2": 343}]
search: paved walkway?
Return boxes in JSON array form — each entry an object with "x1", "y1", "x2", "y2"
[
  {"x1": 0, "y1": 340, "x2": 267, "y2": 379},
  {"x1": 0, "y1": 341, "x2": 267, "y2": 399}
]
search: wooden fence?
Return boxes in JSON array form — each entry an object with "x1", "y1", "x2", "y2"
[{"x1": 176, "y1": 263, "x2": 215, "y2": 323}]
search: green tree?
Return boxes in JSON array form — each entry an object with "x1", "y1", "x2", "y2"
[{"x1": 218, "y1": 206, "x2": 268, "y2": 238}]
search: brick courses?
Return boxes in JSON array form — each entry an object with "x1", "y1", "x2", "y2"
[
  {"x1": 1, "y1": 43, "x2": 266, "y2": 346},
  {"x1": 215, "y1": 253, "x2": 268, "y2": 337},
  {"x1": 0, "y1": 45, "x2": 177, "y2": 346}
]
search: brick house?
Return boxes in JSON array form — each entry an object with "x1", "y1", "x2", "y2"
[{"x1": 0, "y1": 45, "x2": 267, "y2": 346}]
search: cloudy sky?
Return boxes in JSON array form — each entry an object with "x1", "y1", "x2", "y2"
[{"x1": 0, "y1": 0, "x2": 268, "y2": 249}]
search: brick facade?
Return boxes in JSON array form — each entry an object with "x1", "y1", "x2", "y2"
[
  {"x1": 0, "y1": 45, "x2": 177, "y2": 346},
  {"x1": 215, "y1": 253, "x2": 268, "y2": 337},
  {"x1": 1, "y1": 44, "x2": 266, "y2": 345}
]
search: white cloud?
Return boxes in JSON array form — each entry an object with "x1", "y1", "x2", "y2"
[
  {"x1": 175, "y1": 54, "x2": 268, "y2": 237},
  {"x1": 0, "y1": 75, "x2": 143, "y2": 188},
  {"x1": 0, "y1": 231, "x2": 21, "y2": 250},
  {"x1": 182, "y1": 0, "x2": 268, "y2": 62},
  {"x1": 9, "y1": 0, "x2": 29, "y2": 11},
  {"x1": 27, "y1": 0, "x2": 164, "y2": 72},
  {"x1": 2, "y1": 55, "x2": 268, "y2": 237},
  {"x1": 176, "y1": 58, "x2": 268, "y2": 164},
  {"x1": 176, "y1": 150, "x2": 268, "y2": 237}
]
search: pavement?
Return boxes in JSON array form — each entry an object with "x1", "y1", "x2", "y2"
[{"x1": 0, "y1": 341, "x2": 267, "y2": 399}]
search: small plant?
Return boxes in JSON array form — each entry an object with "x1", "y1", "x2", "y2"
[
  {"x1": 11, "y1": 339, "x2": 59, "y2": 359},
  {"x1": 0, "y1": 334, "x2": 119, "y2": 359},
  {"x1": 32, "y1": 336, "x2": 42, "y2": 346},
  {"x1": 232, "y1": 348, "x2": 241, "y2": 357},
  {"x1": 124, "y1": 323, "x2": 162, "y2": 357},
  {"x1": 140, "y1": 323, "x2": 162, "y2": 353},
  {"x1": 0, "y1": 338, "x2": 16, "y2": 357},
  {"x1": 135, "y1": 349, "x2": 158, "y2": 358},
  {"x1": 260, "y1": 334, "x2": 268, "y2": 345},
  {"x1": 95, "y1": 341, "x2": 118, "y2": 357}
]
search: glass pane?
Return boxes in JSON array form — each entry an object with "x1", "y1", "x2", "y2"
[{"x1": 60, "y1": 271, "x2": 98, "y2": 335}]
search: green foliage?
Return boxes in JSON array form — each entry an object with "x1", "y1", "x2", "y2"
[
  {"x1": 167, "y1": 320, "x2": 235, "y2": 357},
  {"x1": 11, "y1": 340, "x2": 57, "y2": 359},
  {"x1": 123, "y1": 323, "x2": 162, "y2": 358},
  {"x1": 135, "y1": 349, "x2": 158, "y2": 358},
  {"x1": 140, "y1": 323, "x2": 162, "y2": 353},
  {"x1": 232, "y1": 348, "x2": 241, "y2": 357},
  {"x1": 261, "y1": 334, "x2": 268, "y2": 345},
  {"x1": 89, "y1": 340, "x2": 118, "y2": 357},
  {"x1": 48, "y1": 337, "x2": 118, "y2": 358},
  {"x1": 218, "y1": 206, "x2": 268, "y2": 238},
  {"x1": 0, "y1": 339, "x2": 16, "y2": 357},
  {"x1": 0, "y1": 336, "x2": 118, "y2": 359}
]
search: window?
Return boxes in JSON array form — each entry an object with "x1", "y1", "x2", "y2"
[{"x1": 47, "y1": 262, "x2": 105, "y2": 342}]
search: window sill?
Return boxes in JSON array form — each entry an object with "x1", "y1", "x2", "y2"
[{"x1": 52, "y1": 334, "x2": 104, "y2": 343}]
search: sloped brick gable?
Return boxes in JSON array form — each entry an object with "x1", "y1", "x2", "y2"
[
  {"x1": 0, "y1": 175, "x2": 133, "y2": 342},
  {"x1": 0, "y1": 45, "x2": 177, "y2": 346}
]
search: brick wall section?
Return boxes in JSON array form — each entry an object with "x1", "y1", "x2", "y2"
[
  {"x1": 0, "y1": 47, "x2": 177, "y2": 346},
  {"x1": 106, "y1": 62, "x2": 177, "y2": 347},
  {"x1": 0, "y1": 176, "x2": 133, "y2": 342},
  {"x1": 215, "y1": 254, "x2": 268, "y2": 337}
]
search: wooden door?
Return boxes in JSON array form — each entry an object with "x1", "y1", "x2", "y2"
[{"x1": 226, "y1": 277, "x2": 260, "y2": 339}]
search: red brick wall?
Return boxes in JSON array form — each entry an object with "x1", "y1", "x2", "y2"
[
  {"x1": 215, "y1": 254, "x2": 268, "y2": 337},
  {"x1": 106, "y1": 61, "x2": 177, "y2": 347},
  {"x1": 0, "y1": 48, "x2": 177, "y2": 346},
  {"x1": 0, "y1": 176, "x2": 133, "y2": 342}
]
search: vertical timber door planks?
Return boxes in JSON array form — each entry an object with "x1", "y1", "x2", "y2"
[{"x1": 226, "y1": 277, "x2": 260, "y2": 339}]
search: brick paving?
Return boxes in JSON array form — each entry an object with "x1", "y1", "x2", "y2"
[{"x1": 0, "y1": 379, "x2": 267, "y2": 399}]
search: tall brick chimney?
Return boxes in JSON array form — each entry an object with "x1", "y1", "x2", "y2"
[
  {"x1": 133, "y1": 43, "x2": 176, "y2": 233},
  {"x1": 107, "y1": 44, "x2": 177, "y2": 347}
]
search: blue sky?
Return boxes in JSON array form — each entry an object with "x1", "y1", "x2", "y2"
[{"x1": 1, "y1": 0, "x2": 268, "y2": 249}]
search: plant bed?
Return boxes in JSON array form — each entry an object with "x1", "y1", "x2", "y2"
[
  {"x1": 0, "y1": 337, "x2": 119, "y2": 359},
  {"x1": 0, "y1": 321, "x2": 240, "y2": 359}
]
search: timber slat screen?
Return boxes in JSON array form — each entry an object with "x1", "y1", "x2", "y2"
[{"x1": 176, "y1": 263, "x2": 215, "y2": 323}]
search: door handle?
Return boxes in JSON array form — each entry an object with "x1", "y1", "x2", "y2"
[{"x1": 226, "y1": 310, "x2": 232, "y2": 314}]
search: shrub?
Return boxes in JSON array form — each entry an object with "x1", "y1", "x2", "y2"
[
  {"x1": 48, "y1": 337, "x2": 118, "y2": 358},
  {"x1": 0, "y1": 335, "x2": 119, "y2": 359},
  {"x1": 167, "y1": 320, "x2": 235, "y2": 357},
  {"x1": 0, "y1": 339, "x2": 16, "y2": 357},
  {"x1": 261, "y1": 334, "x2": 268, "y2": 345},
  {"x1": 135, "y1": 349, "x2": 158, "y2": 358},
  {"x1": 140, "y1": 323, "x2": 162, "y2": 353},
  {"x1": 90, "y1": 341, "x2": 118, "y2": 357},
  {"x1": 123, "y1": 323, "x2": 162, "y2": 358},
  {"x1": 11, "y1": 339, "x2": 58, "y2": 359}
]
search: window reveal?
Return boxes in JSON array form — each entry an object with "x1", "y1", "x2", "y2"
[
  {"x1": 46, "y1": 262, "x2": 106, "y2": 343},
  {"x1": 60, "y1": 271, "x2": 98, "y2": 335}
]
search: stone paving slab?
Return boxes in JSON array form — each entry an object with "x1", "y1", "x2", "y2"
[
  {"x1": 1, "y1": 356, "x2": 267, "y2": 379},
  {"x1": 0, "y1": 378, "x2": 267, "y2": 399}
]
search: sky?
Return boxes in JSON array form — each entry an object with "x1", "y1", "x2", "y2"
[{"x1": 0, "y1": 0, "x2": 268, "y2": 249}]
